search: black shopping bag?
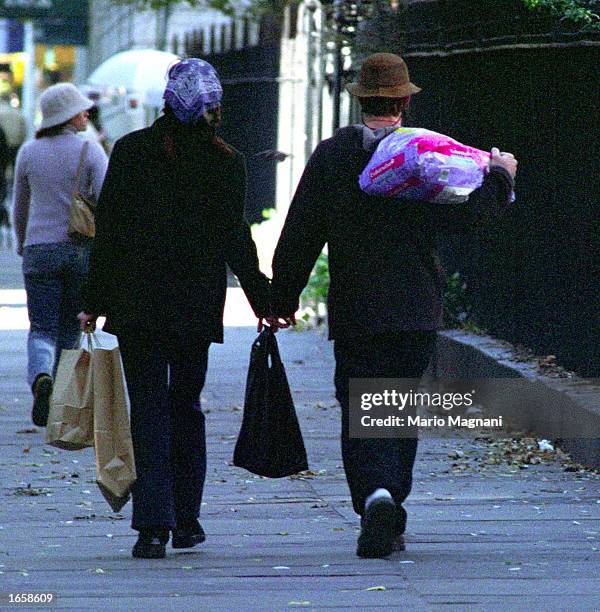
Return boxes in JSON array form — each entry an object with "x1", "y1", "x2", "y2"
[{"x1": 233, "y1": 328, "x2": 309, "y2": 478}]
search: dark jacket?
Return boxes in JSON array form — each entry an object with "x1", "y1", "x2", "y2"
[
  {"x1": 271, "y1": 125, "x2": 514, "y2": 340},
  {"x1": 83, "y1": 115, "x2": 270, "y2": 342}
]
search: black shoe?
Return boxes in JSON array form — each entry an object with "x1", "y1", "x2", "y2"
[
  {"x1": 361, "y1": 509, "x2": 406, "y2": 537},
  {"x1": 357, "y1": 498, "x2": 396, "y2": 559},
  {"x1": 32, "y1": 374, "x2": 53, "y2": 427},
  {"x1": 132, "y1": 528, "x2": 169, "y2": 559},
  {"x1": 393, "y1": 533, "x2": 406, "y2": 552},
  {"x1": 393, "y1": 510, "x2": 407, "y2": 551},
  {"x1": 395, "y1": 505, "x2": 407, "y2": 536},
  {"x1": 172, "y1": 520, "x2": 206, "y2": 549}
]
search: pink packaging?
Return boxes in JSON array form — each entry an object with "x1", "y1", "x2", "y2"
[{"x1": 359, "y1": 127, "x2": 514, "y2": 204}]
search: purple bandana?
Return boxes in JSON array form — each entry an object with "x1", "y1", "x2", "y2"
[{"x1": 163, "y1": 58, "x2": 223, "y2": 124}]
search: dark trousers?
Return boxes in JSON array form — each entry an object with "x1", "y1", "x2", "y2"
[
  {"x1": 334, "y1": 331, "x2": 437, "y2": 524},
  {"x1": 117, "y1": 332, "x2": 210, "y2": 531}
]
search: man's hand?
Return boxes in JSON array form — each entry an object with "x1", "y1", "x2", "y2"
[
  {"x1": 257, "y1": 315, "x2": 296, "y2": 333},
  {"x1": 78, "y1": 312, "x2": 98, "y2": 332},
  {"x1": 489, "y1": 147, "x2": 518, "y2": 179}
]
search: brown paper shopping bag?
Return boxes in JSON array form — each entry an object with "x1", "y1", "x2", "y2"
[
  {"x1": 92, "y1": 345, "x2": 137, "y2": 512},
  {"x1": 46, "y1": 347, "x2": 94, "y2": 450}
]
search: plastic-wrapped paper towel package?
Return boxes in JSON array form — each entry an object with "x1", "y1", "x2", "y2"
[{"x1": 359, "y1": 127, "x2": 515, "y2": 204}]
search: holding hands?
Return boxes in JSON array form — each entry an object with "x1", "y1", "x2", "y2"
[{"x1": 258, "y1": 315, "x2": 296, "y2": 333}]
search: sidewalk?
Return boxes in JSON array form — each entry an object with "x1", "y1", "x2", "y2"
[{"x1": 1, "y1": 249, "x2": 600, "y2": 611}]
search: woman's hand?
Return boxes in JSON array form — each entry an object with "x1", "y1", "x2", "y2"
[{"x1": 78, "y1": 312, "x2": 98, "y2": 332}]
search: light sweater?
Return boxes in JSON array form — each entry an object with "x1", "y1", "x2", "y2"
[{"x1": 13, "y1": 127, "x2": 108, "y2": 252}]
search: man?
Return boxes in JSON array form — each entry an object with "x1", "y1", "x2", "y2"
[
  {"x1": 270, "y1": 53, "x2": 517, "y2": 558},
  {"x1": 0, "y1": 125, "x2": 10, "y2": 248},
  {"x1": 0, "y1": 94, "x2": 26, "y2": 249},
  {"x1": 0, "y1": 94, "x2": 27, "y2": 169}
]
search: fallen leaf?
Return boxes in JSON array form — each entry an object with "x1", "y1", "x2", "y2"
[
  {"x1": 289, "y1": 470, "x2": 318, "y2": 480},
  {"x1": 12, "y1": 485, "x2": 51, "y2": 497},
  {"x1": 365, "y1": 586, "x2": 386, "y2": 591},
  {"x1": 94, "y1": 568, "x2": 105, "y2": 574}
]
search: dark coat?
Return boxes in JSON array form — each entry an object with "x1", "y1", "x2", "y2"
[
  {"x1": 271, "y1": 126, "x2": 514, "y2": 340},
  {"x1": 83, "y1": 116, "x2": 270, "y2": 342}
]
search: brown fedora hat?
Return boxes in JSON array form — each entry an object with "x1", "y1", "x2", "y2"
[{"x1": 346, "y1": 53, "x2": 421, "y2": 98}]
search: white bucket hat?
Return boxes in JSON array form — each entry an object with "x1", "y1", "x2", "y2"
[{"x1": 39, "y1": 83, "x2": 93, "y2": 130}]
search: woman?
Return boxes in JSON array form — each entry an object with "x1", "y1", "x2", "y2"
[
  {"x1": 78, "y1": 59, "x2": 270, "y2": 559},
  {"x1": 13, "y1": 83, "x2": 108, "y2": 427}
]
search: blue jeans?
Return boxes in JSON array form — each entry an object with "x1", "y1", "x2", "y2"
[{"x1": 22, "y1": 241, "x2": 90, "y2": 388}]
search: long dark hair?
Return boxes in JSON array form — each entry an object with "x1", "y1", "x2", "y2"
[
  {"x1": 35, "y1": 120, "x2": 71, "y2": 139},
  {"x1": 161, "y1": 104, "x2": 234, "y2": 160}
]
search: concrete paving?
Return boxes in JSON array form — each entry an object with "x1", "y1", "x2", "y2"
[{"x1": 1, "y1": 248, "x2": 600, "y2": 611}]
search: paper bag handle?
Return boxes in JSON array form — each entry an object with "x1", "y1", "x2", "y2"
[{"x1": 82, "y1": 331, "x2": 102, "y2": 352}]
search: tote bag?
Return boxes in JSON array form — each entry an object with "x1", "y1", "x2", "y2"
[{"x1": 234, "y1": 328, "x2": 308, "y2": 478}]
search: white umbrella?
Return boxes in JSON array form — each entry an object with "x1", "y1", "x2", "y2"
[{"x1": 87, "y1": 49, "x2": 179, "y2": 107}]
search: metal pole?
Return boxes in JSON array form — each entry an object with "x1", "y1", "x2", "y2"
[
  {"x1": 332, "y1": 0, "x2": 343, "y2": 131},
  {"x1": 73, "y1": 46, "x2": 88, "y2": 86},
  {"x1": 317, "y1": 6, "x2": 326, "y2": 141},
  {"x1": 156, "y1": 5, "x2": 171, "y2": 51},
  {"x1": 22, "y1": 20, "x2": 36, "y2": 140},
  {"x1": 304, "y1": 4, "x2": 316, "y2": 162}
]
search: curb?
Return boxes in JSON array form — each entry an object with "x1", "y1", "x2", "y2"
[{"x1": 433, "y1": 329, "x2": 600, "y2": 468}]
